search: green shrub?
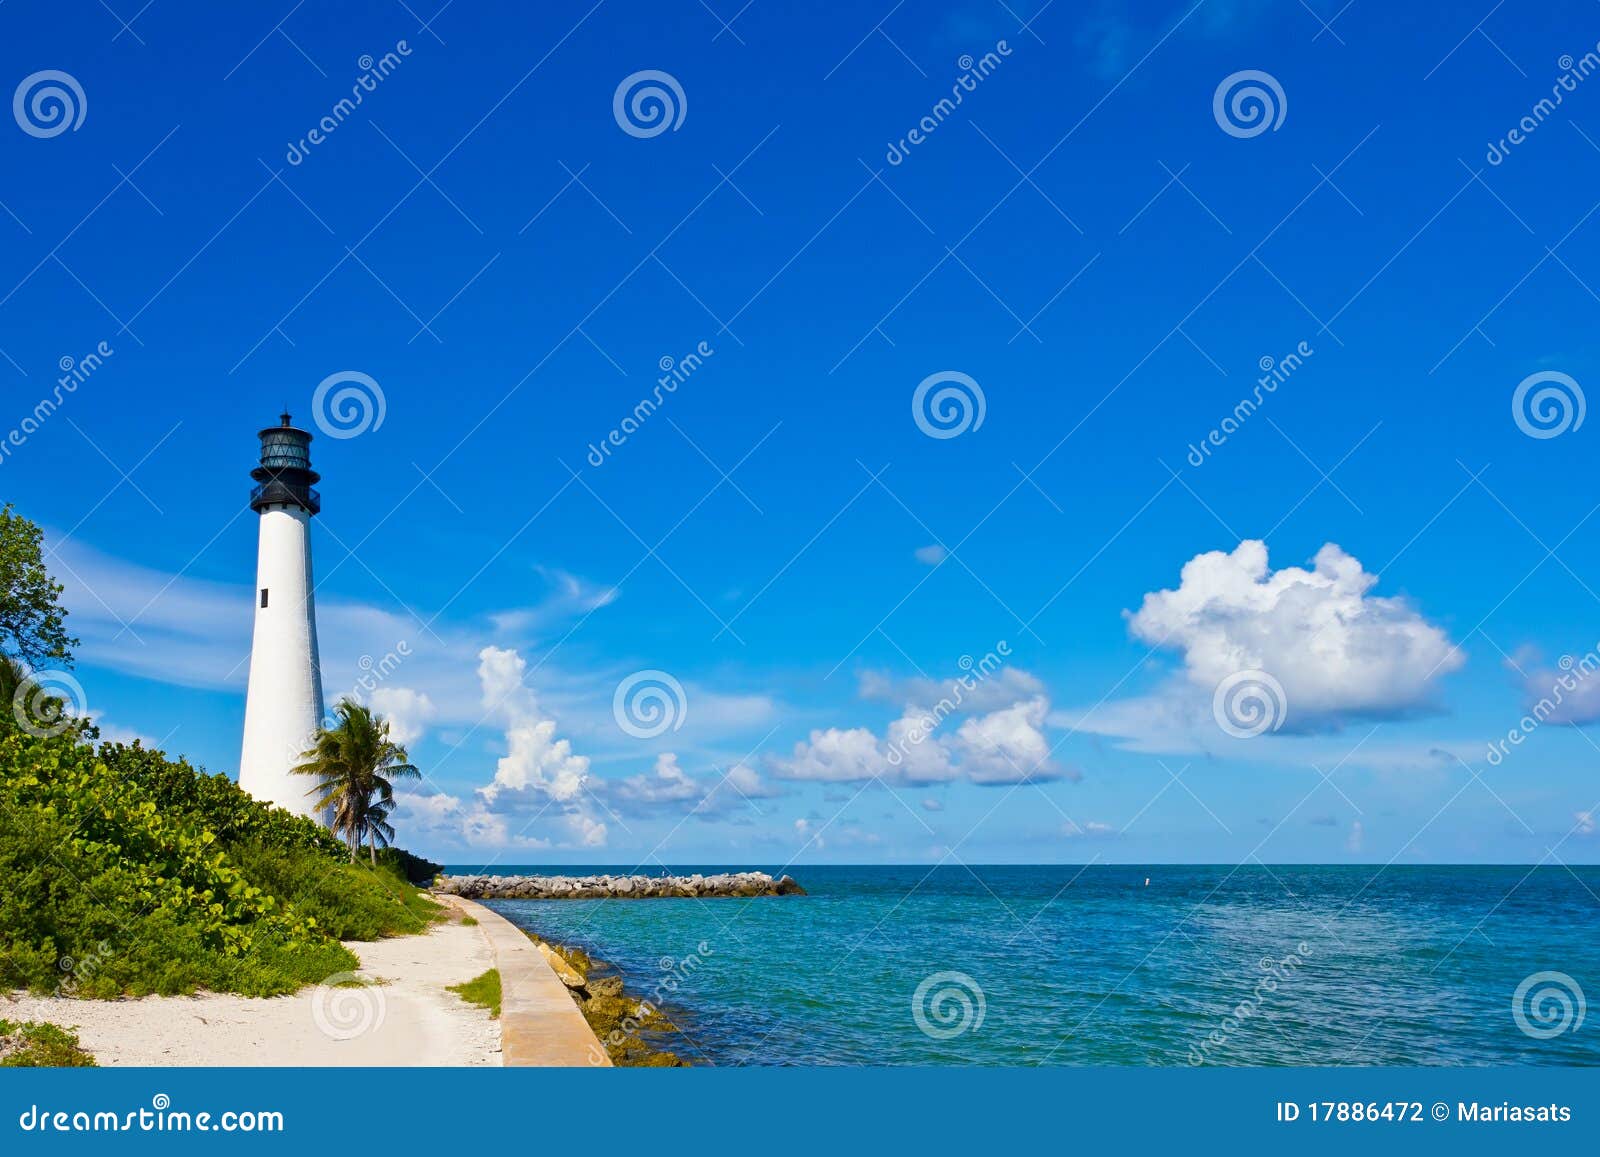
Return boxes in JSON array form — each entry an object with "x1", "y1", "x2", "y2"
[
  {"x1": 374, "y1": 845, "x2": 443, "y2": 884},
  {"x1": 0, "y1": 1020, "x2": 96, "y2": 1067},
  {"x1": 0, "y1": 721, "x2": 436, "y2": 998}
]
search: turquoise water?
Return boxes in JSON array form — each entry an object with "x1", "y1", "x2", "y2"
[{"x1": 457, "y1": 865, "x2": 1600, "y2": 1066}]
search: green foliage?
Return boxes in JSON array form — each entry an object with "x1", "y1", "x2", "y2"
[
  {"x1": 0, "y1": 724, "x2": 436, "y2": 998},
  {"x1": 0, "y1": 1020, "x2": 97, "y2": 1067},
  {"x1": 227, "y1": 841, "x2": 439, "y2": 941},
  {"x1": 448, "y1": 969, "x2": 501, "y2": 1018},
  {"x1": 0, "y1": 506, "x2": 76, "y2": 669},
  {"x1": 375, "y1": 845, "x2": 443, "y2": 884},
  {"x1": 102, "y1": 740, "x2": 344, "y2": 860}
]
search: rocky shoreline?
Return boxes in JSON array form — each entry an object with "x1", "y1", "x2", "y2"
[
  {"x1": 435, "y1": 870, "x2": 806, "y2": 900},
  {"x1": 520, "y1": 932, "x2": 690, "y2": 1066}
]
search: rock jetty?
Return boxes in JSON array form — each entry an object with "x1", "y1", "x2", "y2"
[{"x1": 435, "y1": 870, "x2": 806, "y2": 900}]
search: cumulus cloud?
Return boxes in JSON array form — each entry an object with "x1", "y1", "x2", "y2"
[
  {"x1": 603, "y1": 752, "x2": 780, "y2": 821},
  {"x1": 477, "y1": 646, "x2": 591, "y2": 805},
  {"x1": 470, "y1": 645, "x2": 606, "y2": 847},
  {"x1": 1509, "y1": 646, "x2": 1600, "y2": 725},
  {"x1": 368, "y1": 687, "x2": 436, "y2": 747},
  {"x1": 1078, "y1": 541, "x2": 1463, "y2": 748},
  {"x1": 772, "y1": 666, "x2": 1064, "y2": 787}
]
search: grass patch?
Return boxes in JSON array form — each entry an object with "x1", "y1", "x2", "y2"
[
  {"x1": 0, "y1": 1021, "x2": 96, "y2": 1067},
  {"x1": 448, "y1": 969, "x2": 501, "y2": 1017},
  {"x1": 459, "y1": 916, "x2": 478, "y2": 927}
]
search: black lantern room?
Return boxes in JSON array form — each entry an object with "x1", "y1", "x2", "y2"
[{"x1": 249, "y1": 413, "x2": 322, "y2": 515}]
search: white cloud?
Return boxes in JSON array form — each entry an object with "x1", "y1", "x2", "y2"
[
  {"x1": 368, "y1": 687, "x2": 436, "y2": 747},
  {"x1": 1575, "y1": 811, "x2": 1596, "y2": 836},
  {"x1": 603, "y1": 752, "x2": 780, "y2": 821},
  {"x1": 955, "y1": 696, "x2": 1055, "y2": 784},
  {"x1": 914, "y1": 544, "x2": 949, "y2": 565},
  {"x1": 1062, "y1": 820, "x2": 1115, "y2": 838},
  {"x1": 1511, "y1": 647, "x2": 1600, "y2": 725},
  {"x1": 488, "y1": 566, "x2": 618, "y2": 635},
  {"x1": 1346, "y1": 820, "x2": 1364, "y2": 853},
  {"x1": 477, "y1": 645, "x2": 591, "y2": 805},
  {"x1": 772, "y1": 669, "x2": 1064, "y2": 787},
  {"x1": 1079, "y1": 541, "x2": 1463, "y2": 748}
]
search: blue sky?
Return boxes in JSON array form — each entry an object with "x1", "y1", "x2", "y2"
[{"x1": 4, "y1": 1, "x2": 1600, "y2": 864}]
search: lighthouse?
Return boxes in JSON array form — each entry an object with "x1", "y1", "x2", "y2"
[{"x1": 239, "y1": 413, "x2": 327, "y2": 821}]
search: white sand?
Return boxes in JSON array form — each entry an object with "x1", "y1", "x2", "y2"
[{"x1": 0, "y1": 905, "x2": 501, "y2": 1066}]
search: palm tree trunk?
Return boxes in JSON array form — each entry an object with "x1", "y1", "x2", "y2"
[{"x1": 369, "y1": 832, "x2": 377, "y2": 867}]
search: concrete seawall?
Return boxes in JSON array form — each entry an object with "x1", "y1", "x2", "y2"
[
  {"x1": 437, "y1": 870, "x2": 806, "y2": 900},
  {"x1": 441, "y1": 895, "x2": 611, "y2": 1066}
]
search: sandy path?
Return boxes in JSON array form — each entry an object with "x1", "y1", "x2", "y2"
[{"x1": 1, "y1": 905, "x2": 501, "y2": 1066}]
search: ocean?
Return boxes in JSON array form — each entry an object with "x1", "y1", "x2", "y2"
[{"x1": 452, "y1": 865, "x2": 1600, "y2": 1066}]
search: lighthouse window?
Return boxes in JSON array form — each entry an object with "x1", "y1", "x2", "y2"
[{"x1": 260, "y1": 588, "x2": 269, "y2": 608}]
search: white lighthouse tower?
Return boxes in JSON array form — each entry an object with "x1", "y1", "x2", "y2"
[{"x1": 239, "y1": 413, "x2": 327, "y2": 821}]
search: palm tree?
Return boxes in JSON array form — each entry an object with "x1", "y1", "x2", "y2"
[{"x1": 292, "y1": 700, "x2": 420, "y2": 864}]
